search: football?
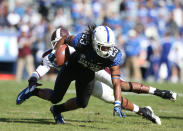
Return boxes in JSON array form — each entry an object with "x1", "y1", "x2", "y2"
[{"x1": 55, "y1": 44, "x2": 70, "y2": 66}]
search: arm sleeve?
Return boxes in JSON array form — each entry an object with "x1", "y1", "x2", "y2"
[{"x1": 30, "y1": 51, "x2": 52, "y2": 80}]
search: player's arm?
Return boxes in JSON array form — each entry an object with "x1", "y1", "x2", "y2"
[
  {"x1": 28, "y1": 49, "x2": 55, "y2": 87},
  {"x1": 110, "y1": 65, "x2": 121, "y2": 102},
  {"x1": 110, "y1": 65, "x2": 125, "y2": 118},
  {"x1": 28, "y1": 64, "x2": 50, "y2": 88},
  {"x1": 110, "y1": 49, "x2": 123, "y2": 102}
]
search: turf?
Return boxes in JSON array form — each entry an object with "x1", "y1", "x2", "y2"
[{"x1": 0, "y1": 80, "x2": 182, "y2": 131}]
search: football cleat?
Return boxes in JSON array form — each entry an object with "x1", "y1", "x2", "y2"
[
  {"x1": 154, "y1": 89, "x2": 177, "y2": 101},
  {"x1": 50, "y1": 106, "x2": 65, "y2": 124},
  {"x1": 16, "y1": 85, "x2": 36, "y2": 105},
  {"x1": 138, "y1": 106, "x2": 161, "y2": 125}
]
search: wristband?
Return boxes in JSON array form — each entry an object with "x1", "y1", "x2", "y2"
[
  {"x1": 114, "y1": 101, "x2": 121, "y2": 106},
  {"x1": 31, "y1": 72, "x2": 40, "y2": 80}
]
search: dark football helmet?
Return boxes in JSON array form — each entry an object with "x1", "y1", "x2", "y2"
[{"x1": 50, "y1": 26, "x2": 69, "y2": 48}]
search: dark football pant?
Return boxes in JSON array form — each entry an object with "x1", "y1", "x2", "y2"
[{"x1": 50, "y1": 59, "x2": 95, "y2": 108}]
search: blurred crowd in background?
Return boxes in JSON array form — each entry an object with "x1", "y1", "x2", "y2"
[{"x1": 0, "y1": 0, "x2": 183, "y2": 83}]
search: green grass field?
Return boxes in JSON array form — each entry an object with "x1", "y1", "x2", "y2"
[{"x1": 0, "y1": 80, "x2": 182, "y2": 131}]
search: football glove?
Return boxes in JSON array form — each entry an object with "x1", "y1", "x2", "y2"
[
  {"x1": 48, "y1": 52, "x2": 56, "y2": 63},
  {"x1": 28, "y1": 77, "x2": 42, "y2": 88},
  {"x1": 113, "y1": 101, "x2": 126, "y2": 118}
]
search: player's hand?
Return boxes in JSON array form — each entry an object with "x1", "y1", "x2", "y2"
[
  {"x1": 28, "y1": 77, "x2": 42, "y2": 88},
  {"x1": 48, "y1": 52, "x2": 56, "y2": 62},
  {"x1": 113, "y1": 101, "x2": 126, "y2": 118}
]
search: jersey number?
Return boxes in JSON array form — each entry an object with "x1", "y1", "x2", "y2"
[
  {"x1": 79, "y1": 34, "x2": 87, "y2": 45},
  {"x1": 109, "y1": 48, "x2": 118, "y2": 57}
]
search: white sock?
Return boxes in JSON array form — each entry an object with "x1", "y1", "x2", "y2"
[
  {"x1": 133, "y1": 104, "x2": 139, "y2": 113},
  {"x1": 149, "y1": 86, "x2": 156, "y2": 94}
]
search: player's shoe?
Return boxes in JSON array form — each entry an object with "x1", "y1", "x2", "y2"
[
  {"x1": 16, "y1": 85, "x2": 36, "y2": 105},
  {"x1": 138, "y1": 106, "x2": 161, "y2": 125},
  {"x1": 154, "y1": 89, "x2": 177, "y2": 101},
  {"x1": 50, "y1": 106, "x2": 65, "y2": 124}
]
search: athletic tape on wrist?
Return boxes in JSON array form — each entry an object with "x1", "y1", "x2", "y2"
[
  {"x1": 112, "y1": 77, "x2": 120, "y2": 79},
  {"x1": 114, "y1": 101, "x2": 121, "y2": 106}
]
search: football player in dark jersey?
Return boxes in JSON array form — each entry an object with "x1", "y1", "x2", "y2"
[
  {"x1": 16, "y1": 25, "x2": 175, "y2": 125},
  {"x1": 17, "y1": 24, "x2": 125, "y2": 124}
]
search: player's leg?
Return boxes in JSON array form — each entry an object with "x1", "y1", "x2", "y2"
[
  {"x1": 92, "y1": 81, "x2": 161, "y2": 124},
  {"x1": 95, "y1": 69, "x2": 113, "y2": 87},
  {"x1": 52, "y1": 67, "x2": 95, "y2": 123},
  {"x1": 92, "y1": 80, "x2": 114, "y2": 103},
  {"x1": 48, "y1": 64, "x2": 75, "y2": 124},
  {"x1": 95, "y1": 70, "x2": 150, "y2": 93},
  {"x1": 92, "y1": 80, "x2": 145, "y2": 112},
  {"x1": 95, "y1": 70, "x2": 176, "y2": 101},
  {"x1": 52, "y1": 69, "x2": 94, "y2": 113},
  {"x1": 16, "y1": 84, "x2": 56, "y2": 105},
  {"x1": 122, "y1": 97, "x2": 161, "y2": 124},
  {"x1": 16, "y1": 65, "x2": 72, "y2": 105},
  {"x1": 53, "y1": 78, "x2": 95, "y2": 113},
  {"x1": 121, "y1": 81, "x2": 176, "y2": 101},
  {"x1": 53, "y1": 80, "x2": 94, "y2": 114},
  {"x1": 49, "y1": 56, "x2": 95, "y2": 120}
]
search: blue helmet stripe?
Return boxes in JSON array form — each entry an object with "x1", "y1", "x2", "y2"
[{"x1": 104, "y1": 26, "x2": 110, "y2": 43}]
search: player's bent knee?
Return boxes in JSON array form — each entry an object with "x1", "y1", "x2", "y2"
[
  {"x1": 50, "y1": 99, "x2": 60, "y2": 104},
  {"x1": 81, "y1": 104, "x2": 88, "y2": 108},
  {"x1": 76, "y1": 99, "x2": 88, "y2": 108},
  {"x1": 50, "y1": 95, "x2": 63, "y2": 104},
  {"x1": 49, "y1": 91, "x2": 64, "y2": 104},
  {"x1": 78, "y1": 102, "x2": 88, "y2": 108}
]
